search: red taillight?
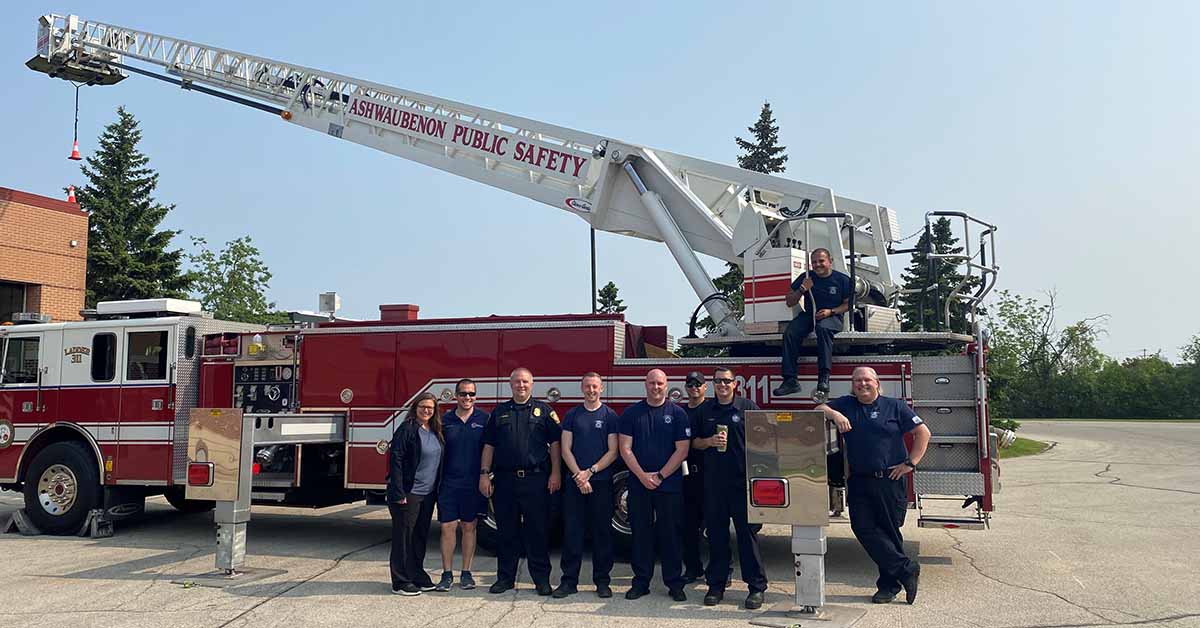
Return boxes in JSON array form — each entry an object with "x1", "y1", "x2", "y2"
[
  {"x1": 750, "y1": 478, "x2": 788, "y2": 507},
  {"x1": 252, "y1": 463, "x2": 261, "y2": 475},
  {"x1": 188, "y1": 462, "x2": 214, "y2": 487}
]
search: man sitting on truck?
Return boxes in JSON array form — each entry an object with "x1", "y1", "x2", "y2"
[{"x1": 774, "y1": 248, "x2": 852, "y2": 397}]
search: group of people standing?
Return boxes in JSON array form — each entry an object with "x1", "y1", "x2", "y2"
[
  {"x1": 386, "y1": 363, "x2": 930, "y2": 608},
  {"x1": 384, "y1": 366, "x2": 773, "y2": 609}
]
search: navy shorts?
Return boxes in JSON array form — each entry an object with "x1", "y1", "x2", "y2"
[{"x1": 437, "y1": 485, "x2": 488, "y2": 523}]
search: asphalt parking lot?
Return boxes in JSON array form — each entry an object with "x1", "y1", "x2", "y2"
[{"x1": 1, "y1": 420, "x2": 1197, "y2": 628}]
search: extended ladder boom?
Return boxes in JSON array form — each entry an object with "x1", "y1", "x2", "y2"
[{"x1": 29, "y1": 14, "x2": 912, "y2": 337}]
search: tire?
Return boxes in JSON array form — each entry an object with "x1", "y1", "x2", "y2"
[
  {"x1": 22, "y1": 441, "x2": 102, "y2": 535},
  {"x1": 164, "y1": 487, "x2": 215, "y2": 514},
  {"x1": 609, "y1": 470, "x2": 633, "y2": 559}
]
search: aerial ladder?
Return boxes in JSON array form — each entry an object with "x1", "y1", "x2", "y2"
[{"x1": 25, "y1": 13, "x2": 1002, "y2": 612}]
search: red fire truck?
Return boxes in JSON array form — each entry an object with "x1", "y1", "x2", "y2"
[{"x1": 8, "y1": 15, "x2": 1002, "y2": 549}]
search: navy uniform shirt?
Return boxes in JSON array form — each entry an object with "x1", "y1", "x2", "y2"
[
  {"x1": 619, "y1": 400, "x2": 691, "y2": 493},
  {"x1": 441, "y1": 407, "x2": 489, "y2": 489},
  {"x1": 695, "y1": 396, "x2": 760, "y2": 486},
  {"x1": 827, "y1": 395, "x2": 924, "y2": 474},
  {"x1": 684, "y1": 402, "x2": 708, "y2": 475},
  {"x1": 483, "y1": 398, "x2": 562, "y2": 472},
  {"x1": 791, "y1": 269, "x2": 853, "y2": 313},
  {"x1": 561, "y1": 403, "x2": 619, "y2": 481}
]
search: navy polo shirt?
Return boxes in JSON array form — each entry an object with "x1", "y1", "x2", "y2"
[
  {"x1": 619, "y1": 400, "x2": 691, "y2": 493},
  {"x1": 684, "y1": 402, "x2": 707, "y2": 473},
  {"x1": 561, "y1": 403, "x2": 619, "y2": 481},
  {"x1": 695, "y1": 396, "x2": 760, "y2": 485},
  {"x1": 791, "y1": 269, "x2": 853, "y2": 312},
  {"x1": 483, "y1": 399, "x2": 562, "y2": 472},
  {"x1": 827, "y1": 395, "x2": 924, "y2": 474},
  {"x1": 441, "y1": 408, "x2": 489, "y2": 489}
]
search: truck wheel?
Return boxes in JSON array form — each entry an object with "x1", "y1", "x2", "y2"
[
  {"x1": 477, "y1": 499, "x2": 499, "y2": 553},
  {"x1": 22, "y1": 441, "x2": 101, "y2": 535},
  {"x1": 610, "y1": 471, "x2": 633, "y2": 559},
  {"x1": 164, "y1": 487, "x2": 215, "y2": 514}
]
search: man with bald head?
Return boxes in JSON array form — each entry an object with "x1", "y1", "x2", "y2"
[
  {"x1": 479, "y1": 368, "x2": 562, "y2": 595},
  {"x1": 619, "y1": 369, "x2": 692, "y2": 601},
  {"x1": 819, "y1": 366, "x2": 931, "y2": 605}
]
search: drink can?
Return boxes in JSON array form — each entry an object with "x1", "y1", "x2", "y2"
[{"x1": 716, "y1": 424, "x2": 728, "y2": 453}]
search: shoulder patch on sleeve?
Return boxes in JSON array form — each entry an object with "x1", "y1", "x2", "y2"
[{"x1": 912, "y1": 415, "x2": 924, "y2": 425}]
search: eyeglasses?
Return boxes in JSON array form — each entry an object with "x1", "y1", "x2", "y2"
[
  {"x1": 713, "y1": 378, "x2": 735, "y2": 384},
  {"x1": 416, "y1": 405, "x2": 436, "y2": 412},
  {"x1": 456, "y1": 391, "x2": 477, "y2": 397}
]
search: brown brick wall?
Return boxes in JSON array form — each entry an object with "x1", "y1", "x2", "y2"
[{"x1": 0, "y1": 187, "x2": 88, "y2": 321}]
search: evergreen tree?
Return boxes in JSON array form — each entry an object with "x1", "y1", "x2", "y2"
[
  {"x1": 735, "y1": 103, "x2": 788, "y2": 174},
  {"x1": 596, "y1": 281, "x2": 627, "y2": 314},
  {"x1": 189, "y1": 236, "x2": 289, "y2": 324},
  {"x1": 897, "y1": 217, "x2": 982, "y2": 333},
  {"x1": 77, "y1": 107, "x2": 192, "y2": 307}
]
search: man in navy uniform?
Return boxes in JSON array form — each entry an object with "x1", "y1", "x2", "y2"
[
  {"x1": 680, "y1": 371, "x2": 709, "y2": 583},
  {"x1": 819, "y1": 366, "x2": 931, "y2": 604},
  {"x1": 774, "y1": 248, "x2": 852, "y2": 397},
  {"x1": 479, "y1": 368, "x2": 562, "y2": 595},
  {"x1": 691, "y1": 366, "x2": 768, "y2": 609},
  {"x1": 554, "y1": 372, "x2": 620, "y2": 599},
  {"x1": 619, "y1": 368, "x2": 691, "y2": 602},
  {"x1": 434, "y1": 378, "x2": 489, "y2": 592}
]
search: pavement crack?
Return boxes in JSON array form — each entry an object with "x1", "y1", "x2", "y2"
[
  {"x1": 213, "y1": 536, "x2": 389, "y2": 628},
  {"x1": 1008, "y1": 612, "x2": 1200, "y2": 627},
  {"x1": 486, "y1": 591, "x2": 521, "y2": 628},
  {"x1": 945, "y1": 530, "x2": 1112, "y2": 625},
  {"x1": 115, "y1": 545, "x2": 208, "y2": 611},
  {"x1": 1095, "y1": 464, "x2": 1200, "y2": 496}
]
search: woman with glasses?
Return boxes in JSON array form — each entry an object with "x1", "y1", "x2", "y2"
[{"x1": 387, "y1": 392, "x2": 445, "y2": 595}]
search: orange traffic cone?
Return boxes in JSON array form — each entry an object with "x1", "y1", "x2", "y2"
[
  {"x1": 67, "y1": 185, "x2": 77, "y2": 203},
  {"x1": 68, "y1": 139, "x2": 81, "y2": 161}
]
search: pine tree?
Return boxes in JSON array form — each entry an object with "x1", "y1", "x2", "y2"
[
  {"x1": 735, "y1": 102, "x2": 788, "y2": 174},
  {"x1": 77, "y1": 107, "x2": 193, "y2": 307},
  {"x1": 596, "y1": 281, "x2": 627, "y2": 314},
  {"x1": 898, "y1": 218, "x2": 982, "y2": 333}
]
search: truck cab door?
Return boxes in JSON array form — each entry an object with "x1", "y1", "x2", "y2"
[
  {"x1": 0, "y1": 331, "x2": 57, "y2": 422},
  {"x1": 116, "y1": 327, "x2": 174, "y2": 483}
]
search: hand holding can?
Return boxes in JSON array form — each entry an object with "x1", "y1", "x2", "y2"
[{"x1": 715, "y1": 424, "x2": 728, "y2": 453}]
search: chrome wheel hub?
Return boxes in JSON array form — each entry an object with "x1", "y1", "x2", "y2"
[{"x1": 37, "y1": 464, "x2": 78, "y2": 516}]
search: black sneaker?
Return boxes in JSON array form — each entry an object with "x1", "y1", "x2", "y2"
[
  {"x1": 682, "y1": 569, "x2": 704, "y2": 584},
  {"x1": 744, "y1": 591, "x2": 764, "y2": 610},
  {"x1": 459, "y1": 571, "x2": 476, "y2": 590},
  {"x1": 773, "y1": 378, "x2": 802, "y2": 396},
  {"x1": 552, "y1": 584, "x2": 576, "y2": 598},
  {"x1": 535, "y1": 582, "x2": 553, "y2": 596},
  {"x1": 596, "y1": 584, "x2": 613, "y2": 598},
  {"x1": 871, "y1": 589, "x2": 898, "y2": 604},
  {"x1": 433, "y1": 571, "x2": 453, "y2": 592},
  {"x1": 703, "y1": 588, "x2": 723, "y2": 606},
  {"x1": 901, "y1": 567, "x2": 920, "y2": 604},
  {"x1": 392, "y1": 583, "x2": 421, "y2": 596},
  {"x1": 489, "y1": 580, "x2": 515, "y2": 594},
  {"x1": 625, "y1": 587, "x2": 650, "y2": 600},
  {"x1": 669, "y1": 588, "x2": 687, "y2": 602}
]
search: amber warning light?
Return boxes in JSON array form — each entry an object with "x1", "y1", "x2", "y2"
[
  {"x1": 188, "y1": 462, "x2": 214, "y2": 487},
  {"x1": 750, "y1": 478, "x2": 789, "y2": 508}
]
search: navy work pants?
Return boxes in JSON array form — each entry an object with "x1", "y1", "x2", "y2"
[
  {"x1": 704, "y1": 480, "x2": 767, "y2": 593},
  {"x1": 782, "y1": 314, "x2": 842, "y2": 380},
  {"x1": 388, "y1": 495, "x2": 436, "y2": 590},
  {"x1": 681, "y1": 471, "x2": 705, "y2": 575},
  {"x1": 559, "y1": 478, "x2": 614, "y2": 587},
  {"x1": 847, "y1": 475, "x2": 918, "y2": 594},
  {"x1": 493, "y1": 472, "x2": 552, "y2": 586},
  {"x1": 628, "y1": 487, "x2": 684, "y2": 592}
]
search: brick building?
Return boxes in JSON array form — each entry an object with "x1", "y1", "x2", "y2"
[{"x1": 0, "y1": 186, "x2": 88, "y2": 323}]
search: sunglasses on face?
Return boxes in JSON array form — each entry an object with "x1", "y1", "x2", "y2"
[
  {"x1": 685, "y1": 383, "x2": 703, "y2": 389},
  {"x1": 457, "y1": 391, "x2": 477, "y2": 397},
  {"x1": 713, "y1": 378, "x2": 735, "y2": 384}
]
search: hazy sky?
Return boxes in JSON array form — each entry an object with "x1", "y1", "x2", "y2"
[{"x1": 3, "y1": 2, "x2": 1197, "y2": 361}]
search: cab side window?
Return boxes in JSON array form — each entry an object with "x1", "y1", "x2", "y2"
[
  {"x1": 1, "y1": 337, "x2": 40, "y2": 384},
  {"x1": 126, "y1": 331, "x2": 168, "y2": 381},
  {"x1": 91, "y1": 333, "x2": 117, "y2": 382}
]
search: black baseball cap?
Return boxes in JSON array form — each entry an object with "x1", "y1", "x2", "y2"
[{"x1": 685, "y1": 371, "x2": 706, "y2": 387}]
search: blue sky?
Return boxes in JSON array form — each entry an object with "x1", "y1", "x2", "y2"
[{"x1": 3, "y1": 2, "x2": 1197, "y2": 360}]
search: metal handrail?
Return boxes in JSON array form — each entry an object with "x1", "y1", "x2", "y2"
[{"x1": 920, "y1": 211, "x2": 999, "y2": 332}]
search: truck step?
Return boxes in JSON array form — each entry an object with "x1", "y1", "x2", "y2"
[{"x1": 918, "y1": 515, "x2": 987, "y2": 530}]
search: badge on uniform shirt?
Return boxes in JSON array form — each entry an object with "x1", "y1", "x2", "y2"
[
  {"x1": 685, "y1": 427, "x2": 691, "y2": 437},
  {"x1": 594, "y1": 420, "x2": 604, "y2": 429},
  {"x1": 550, "y1": 410, "x2": 560, "y2": 424},
  {"x1": 829, "y1": 286, "x2": 837, "y2": 294},
  {"x1": 732, "y1": 414, "x2": 741, "y2": 423},
  {"x1": 664, "y1": 416, "x2": 672, "y2": 424},
  {"x1": 871, "y1": 411, "x2": 879, "y2": 419},
  {"x1": 534, "y1": 407, "x2": 542, "y2": 417}
]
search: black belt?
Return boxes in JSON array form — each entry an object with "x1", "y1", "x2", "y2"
[
  {"x1": 850, "y1": 470, "x2": 889, "y2": 479},
  {"x1": 498, "y1": 467, "x2": 547, "y2": 478}
]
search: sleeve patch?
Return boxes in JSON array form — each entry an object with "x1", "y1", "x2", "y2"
[{"x1": 912, "y1": 415, "x2": 924, "y2": 425}]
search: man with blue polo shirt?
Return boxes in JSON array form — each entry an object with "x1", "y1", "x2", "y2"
[
  {"x1": 619, "y1": 369, "x2": 691, "y2": 602},
  {"x1": 434, "y1": 378, "x2": 490, "y2": 592},
  {"x1": 819, "y1": 366, "x2": 931, "y2": 605},
  {"x1": 553, "y1": 372, "x2": 620, "y2": 599},
  {"x1": 774, "y1": 248, "x2": 853, "y2": 397}
]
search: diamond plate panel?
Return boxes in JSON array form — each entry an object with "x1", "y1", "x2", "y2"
[
  {"x1": 914, "y1": 403, "x2": 977, "y2": 435},
  {"x1": 921, "y1": 442, "x2": 979, "y2": 472},
  {"x1": 911, "y1": 355, "x2": 977, "y2": 401},
  {"x1": 914, "y1": 471, "x2": 985, "y2": 495}
]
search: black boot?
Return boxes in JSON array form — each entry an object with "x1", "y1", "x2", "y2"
[{"x1": 773, "y1": 377, "x2": 802, "y2": 396}]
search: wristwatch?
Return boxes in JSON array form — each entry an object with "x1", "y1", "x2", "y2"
[
  {"x1": 903, "y1": 458, "x2": 917, "y2": 470},
  {"x1": 479, "y1": 467, "x2": 490, "y2": 475},
  {"x1": 588, "y1": 465, "x2": 597, "y2": 475},
  {"x1": 653, "y1": 471, "x2": 664, "y2": 481}
]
